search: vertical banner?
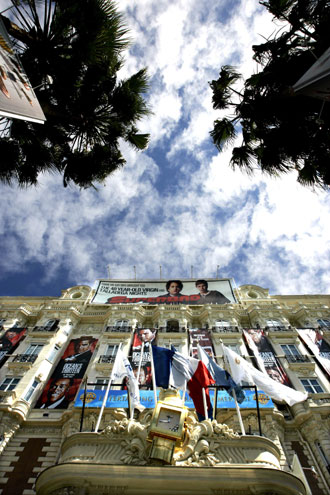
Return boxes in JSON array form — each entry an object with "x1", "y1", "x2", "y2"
[
  {"x1": 0, "y1": 328, "x2": 26, "y2": 365},
  {"x1": 243, "y1": 329, "x2": 291, "y2": 386},
  {"x1": 130, "y1": 329, "x2": 157, "y2": 388},
  {"x1": 35, "y1": 336, "x2": 98, "y2": 409},
  {"x1": 189, "y1": 328, "x2": 215, "y2": 359},
  {"x1": 297, "y1": 329, "x2": 330, "y2": 378}
]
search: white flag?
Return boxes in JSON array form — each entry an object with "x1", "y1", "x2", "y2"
[
  {"x1": 112, "y1": 348, "x2": 144, "y2": 411},
  {"x1": 223, "y1": 345, "x2": 308, "y2": 406}
]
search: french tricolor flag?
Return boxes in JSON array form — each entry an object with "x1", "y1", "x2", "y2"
[{"x1": 151, "y1": 345, "x2": 215, "y2": 420}]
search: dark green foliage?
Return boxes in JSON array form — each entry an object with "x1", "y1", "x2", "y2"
[
  {"x1": 210, "y1": 0, "x2": 330, "y2": 189},
  {"x1": 0, "y1": 0, "x2": 150, "y2": 188}
]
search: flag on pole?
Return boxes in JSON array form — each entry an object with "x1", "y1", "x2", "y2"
[
  {"x1": 151, "y1": 345, "x2": 174, "y2": 388},
  {"x1": 112, "y1": 348, "x2": 144, "y2": 411},
  {"x1": 223, "y1": 346, "x2": 308, "y2": 406},
  {"x1": 171, "y1": 347, "x2": 215, "y2": 419},
  {"x1": 197, "y1": 345, "x2": 245, "y2": 403}
]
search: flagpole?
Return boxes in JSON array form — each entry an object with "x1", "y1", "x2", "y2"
[
  {"x1": 221, "y1": 341, "x2": 245, "y2": 435},
  {"x1": 202, "y1": 388, "x2": 208, "y2": 420},
  {"x1": 95, "y1": 342, "x2": 122, "y2": 432},
  {"x1": 79, "y1": 376, "x2": 88, "y2": 432},
  {"x1": 149, "y1": 343, "x2": 158, "y2": 407},
  {"x1": 254, "y1": 386, "x2": 262, "y2": 436}
]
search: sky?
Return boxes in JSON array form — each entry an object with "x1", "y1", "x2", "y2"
[{"x1": 0, "y1": 0, "x2": 329, "y2": 298}]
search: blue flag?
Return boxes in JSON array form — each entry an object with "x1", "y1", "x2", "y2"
[
  {"x1": 151, "y1": 345, "x2": 174, "y2": 388},
  {"x1": 197, "y1": 346, "x2": 245, "y2": 403}
]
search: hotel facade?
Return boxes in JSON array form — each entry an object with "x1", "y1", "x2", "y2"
[{"x1": 0, "y1": 280, "x2": 329, "y2": 495}]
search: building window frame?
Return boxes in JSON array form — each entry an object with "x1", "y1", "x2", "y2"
[
  {"x1": 0, "y1": 376, "x2": 21, "y2": 391},
  {"x1": 23, "y1": 379, "x2": 39, "y2": 402},
  {"x1": 300, "y1": 378, "x2": 324, "y2": 394}
]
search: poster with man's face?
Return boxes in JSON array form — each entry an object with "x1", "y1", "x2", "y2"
[
  {"x1": 0, "y1": 328, "x2": 26, "y2": 364},
  {"x1": 298, "y1": 329, "x2": 330, "y2": 378},
  {"x1": 35, "y1": 336, "x2": 98, "y2": 409},
  {"x1": 189, "y1": 328, "x2": 215, "y2": 359},
  {"x1": 243, "y1": 329, "x2": 291, "y2": 386},
  {"x1": 129, "y1": 329, "x2": 157, "y2": 389}
]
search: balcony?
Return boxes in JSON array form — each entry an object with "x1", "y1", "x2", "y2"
[
  {"x1": 35, "y1": 418, "x2": 306, "y2": 495},
  {"x1": 283, "y1": 354, "x2": 315, "y2": 372},
  {"x1": 284, "y1": 354, "x2": 311, "y2": 363},
  {"x1": 7, "y1": 353, "x2": 39, "y2": 371},
  {"x1": 158, "y1": 326, "x2": 187, "y2": 333},
  {"x1": 105, "y1": 326, "x2": 132, "y2": 333},
  {"x1": 32, "y1": 325, "x2": 59, "y2": 334},
  {"x1": 265, "y1": 326, "x2": 291, "y2": 332},
  {"x1": 98, "y1": 355, "x2": 116, "y2": 364},
  {"x1": 212, "y1": 326, "x2": 240, "y2": 333}
]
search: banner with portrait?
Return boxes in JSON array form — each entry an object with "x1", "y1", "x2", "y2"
[
  {"x1": 243, "y1": 329, "x2": 291, "y2": 386},
  {"x1": 297, "y1": 329, "x2": 330, "y2": 378},
  {"x1": 0, "y1": 327, "x2": 26, "y2": 365},
  {"x1": 35, "y1": 336, "x2": 98, "y2": 409},
  {"x1": 92, "y1": 279, "x2": 236, "y2": 305},
  {"x1": 129, "y1": 328, "x2": 158, "y2": 389},
  {"x1": 189, "y1": 328, "x2": 215, "y2": 359}
]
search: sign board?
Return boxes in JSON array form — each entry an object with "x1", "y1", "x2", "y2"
[
  {"x1": 92, "y1": 279, "x2": 236, "y2": 305},
  {"x1": 74, "y1": 389, "x2": 274, "y2": 409}
]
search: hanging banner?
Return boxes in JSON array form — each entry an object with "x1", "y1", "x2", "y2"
[
  {"x1": 297, "y1": 329, "x2": 330, "y2": 378},
  {"x1": 35, "y1": 336, "x2": 98, "y2": 409},
  {"x1": 0, "y1": 17, "x2": 46, "y2": 123},
  {"x1": 243, "y1": 329, "x2": 291, "y2": 386},
  {"x1": 92, "y1": 279, "x2": 236, "y2": 305},
  {"x1": 0, "y1": 327, "x2": 26, "y2": 365},
  {"x1": 74, "y1": 388, "x2": 274, "y2": 409},
  {"x1": 129, "y1": 329, "x2": 158, "y2": 389},
  {"x1": 189, "y1": 328, "x2": 215, "y2": 359}
]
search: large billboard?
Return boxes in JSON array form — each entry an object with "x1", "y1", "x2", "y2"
[
  {"x1": 0, "y1": 17, "x2": 46, "y2": 123},
  {"x1": 297, "y1": 329, "x2": 330, "y2": 378},
  {"x1": 92, "y1": 279, "x2": 236, "y2": 305},
  {"x1": 243, "y1": 329, "x2": 291, "y2": 386},
  {"x1": 35, "y1": 336, "x2": 98, "y2": 409},
  {"x1": 189, "y1": 328, "x2": 215, "y2": 359}
]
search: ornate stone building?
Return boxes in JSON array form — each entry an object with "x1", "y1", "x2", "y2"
[{"x1": 0, "y1": 281, "x2": 329, "y2": 495}]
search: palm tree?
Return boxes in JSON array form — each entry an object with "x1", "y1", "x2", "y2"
[{"x1": 0, "y1": 0, "x2": 150, "y2": 188}]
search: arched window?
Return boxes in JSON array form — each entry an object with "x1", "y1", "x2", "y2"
[
  {"x1": 115, "y1": 320, "x2": 129, "y2": 328},
  {"x1": 166, "y1": 320, "x2": 179, "y2": 332}
]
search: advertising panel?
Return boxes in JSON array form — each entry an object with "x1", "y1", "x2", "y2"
[
  {"x1": 243, "y1": 329, "x2": 291, "y2": 386},
  {"x1": 74, "y1": 389, "x2": 274, "y2": 409},
  {"x1": 92, "y1": 279, "x2": 236, "y2": 305},
  {"x1": 297, "y1": 329, "x2": 330, "y2": 378},
  {"x1": 189, "y1": 328, "x2": 215, "y2": 359},
  {"x1": 129, "y1": 328, "x2": 158, "y2": 388},
  {"x1": 0, "y1": 17, "x2": 46, "y2": 123},
  {"x1": 35, "y1": 336, "x2": 98, "y2": 409},
  {"x1": 0, "y1": 327, "x2": 26, "y2": 364}
]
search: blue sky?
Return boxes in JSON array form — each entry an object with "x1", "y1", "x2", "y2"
[{"x1": 0, "y1": 0, "x2": 329, "y2": 298}]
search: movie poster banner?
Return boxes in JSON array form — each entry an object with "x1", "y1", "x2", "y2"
[
  {"x1": 0, "y1": 17, "x2": 46, "y2": 123},
  {"x1": 129, "y1": 329, "x2": 158, "y2": 389},
  {"x1": 243, "y1": 329, "x2": 291, "y2": 386},
  {"x1": 297, "y1": 329, "x2": 330, "y2": 378},
  {"x1": 0, "y1": 327, "x2": 27, "y2": 365},
  {"x1": 189, "y1": 328, "x2": 215, "y2": 359},
  {"x1": 35, "y1": 336, "x2": 98, "y2": 409},
  {"x1": 92, "y1": 279, "x2": 236, "y2": 305}
]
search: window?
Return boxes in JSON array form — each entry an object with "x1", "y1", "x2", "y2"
[
  {"x1": 226, "y1": 344, "x2": 240, "y2": 355},
  {"x1": 25, "y1": 344, "x2": 43, "y2": 356},
  {"x1": 317, "y1": 318, "x2": 330, "y2": 328},
  {"x1": 300, "y1": 378, "x2": 324, "y2": 394},
  {"x1": 215, "y1": 320, "x2": 231, "y2": 328},
  {"x1": 0, "y1": 377, "x2": 21, "y2": 391},
  {"x1": 23, "y1": 379, "x2": 39, "y2": 402},
  {"x1": 94, "y1": 378, "x2": 109, "y2": 391},
  {"x1": 266, "y1": 319, "x2": 282, "y2": 327},
  {"x1": 47, "y1": 345, "x2": 60, "y2": 363},
  {"x1": 281, "y1": 344, "x2": 300, "y2": 357},
  {"x1": 115, "y1": 320, "x2": 129, "y2": 328},
  {"x1": 44, "y1": 319, "x2": 59, "y2": 330},
  {"x1": 166, "y1": 320, "x2": 179, "y2": 332},
  {"x1": 105, "y1": 344, "x2": 119, "y2": 357}
]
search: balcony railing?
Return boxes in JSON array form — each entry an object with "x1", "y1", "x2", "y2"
[
  {"x1": 105, "y1": 326, "x2": 132, "y2": 333},
  {"x1": 11, "y1": 354, "x2": 38, "y2": 363},
  {"x1": 212, "y1": 326, "x2": 240, "y2": 333},
  {"x1": 284, "y1": 354, "x2": 311, "y2": 364},
  {"x1": 32, "y1": 325, "x2": 59, "y2": 333},
  {"x1": 158, "y1": 326, "x2": 186, "y2": 333},
  {"x1": 265, "y1": 326, "x2": 290, "y2": 332},
  {"x1": 98, "y1": 355, "x2": 116, "y2": 364}
]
